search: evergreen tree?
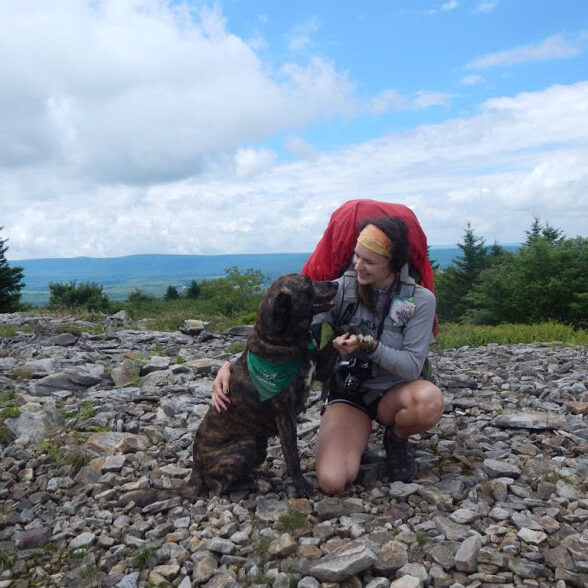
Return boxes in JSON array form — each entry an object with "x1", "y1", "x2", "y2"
[
  {"x1": 164, "y1": 285, "x2": 180, "y2": 301},
  {"x1": 525, "y1": 217, "x2": 564, "y2": 245},
  {"x1": 0, "y1": 228, "x2": 25, "y2": 312},
  {"x1": 467, "y1": 221, "x2": 587, "y2": 327},
  {"x1": 185, "y1": 280, "x2": 201, "y2": 299},
  {"x1": 435, "y1": 223, "x2": 490, "y2": 322},
  {"x1": 453, "y1": 222, "x2": 488, "y2": 284}
]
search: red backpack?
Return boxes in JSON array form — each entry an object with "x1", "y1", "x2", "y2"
[{"x1": 301, "y1": 199, "x2": 438, "y2": 335}]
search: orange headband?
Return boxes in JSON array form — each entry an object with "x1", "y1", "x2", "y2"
[{"x1": 357, "y1": 224, "x2": 392, "y2": 257}]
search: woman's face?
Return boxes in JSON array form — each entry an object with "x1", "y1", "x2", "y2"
[{"x1": 353, "y1": 241, "x2": 395, "y2": 290}]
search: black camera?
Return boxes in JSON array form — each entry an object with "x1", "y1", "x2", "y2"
[{"x1": 335, "y1": 357, "x2": 372, "y2": 393}]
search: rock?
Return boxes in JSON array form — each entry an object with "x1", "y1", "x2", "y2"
[
  {"x1": 454, "y1": 534, "x2": 481, "y2": 572},
  {"x1": 180, "y1": 319, "x2": 208, "y2": 335},
  {"x1": 493, "y1": 411, "x2": 567, "y2": 430},
  {"x1": 373, "y1": 540, "x2": 409, "y2": 576},
  {"x1": 309, "y1": 541, "x2": 377, "y2": 582},
  {"x1": 0, "y1": 314, "x2": 586, "y2": 587},
  {"x1": 86, "y1": 431, "x2": 151, "y2": 455}
]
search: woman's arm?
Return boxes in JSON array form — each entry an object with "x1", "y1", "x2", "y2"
[{"x1": 368, "y1": 287, "x2": 436, "y2": 381}]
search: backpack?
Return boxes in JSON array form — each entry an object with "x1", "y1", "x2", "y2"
[{"x1": 301, "y1": 199, "x2": 438, "y2": 336}]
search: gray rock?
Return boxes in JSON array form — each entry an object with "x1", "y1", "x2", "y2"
[
  {"x1": 309, "y1": 540, "x2": 377, "y2": 581},
  {"x1": 483, "y1": 458, "x2": 522, "y2": 478},
  {"x1": 1, "y1": 315, "x2": 586, "y2": 586},
  {"x1": 454, "y1": 534, "x2": 481, "y2": 572},
  {"x1": 493, "y1": 410, "x2": 567, "y2": 430}
]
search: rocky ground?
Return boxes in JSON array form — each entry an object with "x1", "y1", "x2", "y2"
[{"x1": 0, "y1": 311, "x2": 586, "y2": 588}]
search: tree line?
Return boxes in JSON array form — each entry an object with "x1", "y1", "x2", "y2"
[
  {"x1": 1, "y1": 220, "x2": 586, "y2": 330},
  {"x1": 434, "y1": 219, "x2": 587, "y2": 328}
]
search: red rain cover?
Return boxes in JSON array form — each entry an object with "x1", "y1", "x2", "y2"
[{"x1": 301, "y1": 199, "x2": 438, "y2": 334}]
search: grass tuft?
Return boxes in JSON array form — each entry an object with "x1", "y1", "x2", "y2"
[{"x1": 432, "y1": 321, "x2": 587, "y2": 350}]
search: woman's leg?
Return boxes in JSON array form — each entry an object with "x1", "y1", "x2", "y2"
[
  {"x1": 315, "y1": 403, "x2": 373, "y2": 495},
  {"x1": 376, "y1": 380, "x2": 444, "y2": 482},
  {"x1": 376, "y1": 379, "x2": 444, "y2": 436}
]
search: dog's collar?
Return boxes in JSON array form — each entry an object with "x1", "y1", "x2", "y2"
[{"x1": 247, "y1": 351, "x2": 302, "y2": 401}]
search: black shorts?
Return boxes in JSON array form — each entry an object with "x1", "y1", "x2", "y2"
[{"x1": 322, "y1": 387, "x2": 384, "y2": 420}]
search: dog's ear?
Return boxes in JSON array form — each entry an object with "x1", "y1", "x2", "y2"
[{"x1": 272, "y1": 291, "x2": 292, "y2": 330}]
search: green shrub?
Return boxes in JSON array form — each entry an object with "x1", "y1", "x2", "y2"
[{"x1": 48, "y1": 281, "x2": 111, "y2": 313}]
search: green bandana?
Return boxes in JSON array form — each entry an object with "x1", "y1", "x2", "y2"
[{"x1": 247, "y1": 351, "x2": 302, "y2": 401}]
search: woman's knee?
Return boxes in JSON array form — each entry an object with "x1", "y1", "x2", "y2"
[
  {"x1": 317, "y1": 467, "x2": 348, "y2": 495},
  {"x1": 419, "y1": 382, "x2": 444, "y2": 424}
]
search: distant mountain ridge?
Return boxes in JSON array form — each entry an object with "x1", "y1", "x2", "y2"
[{"x1": 12, "y1": 246, "x2": 520, "y2": 306}]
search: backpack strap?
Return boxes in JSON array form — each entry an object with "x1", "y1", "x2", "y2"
[{"x1": 335, "y1": 270, "x2": 359, "y2": 329}]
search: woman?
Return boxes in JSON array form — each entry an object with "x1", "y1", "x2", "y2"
[{"x1": 212, "y1": 217, "x2": 443, "y2": 495}]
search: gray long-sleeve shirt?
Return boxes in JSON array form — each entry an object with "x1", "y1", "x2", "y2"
[{"x1": 312, "y1": 267, "x2": 436, "y2": 391}]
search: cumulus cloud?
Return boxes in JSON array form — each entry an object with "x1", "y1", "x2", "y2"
[
  {"x1": 5, "y1": 80, "x2": 587, "y2": 259},
  {"x1": 1, "y1": 2, "x2": 587, "y2": 259},
  {"x1": 0, "y1": 2, "x2": 353, "y2": 186},
  {"x1": 466, "y1": 34, "x2": 582, "y2": 69}
]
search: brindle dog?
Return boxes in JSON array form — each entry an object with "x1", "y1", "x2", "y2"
[{"x1": 122, "y1": 274, "x2": 337, "y2": 506}]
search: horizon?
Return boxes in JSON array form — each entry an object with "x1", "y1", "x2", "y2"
[
  {"x1": 8, "y1": 242, "x2": 525, "y2": 263},
  {"x1": 1, "y1": 1, "x2": 587, "y2": 259}
]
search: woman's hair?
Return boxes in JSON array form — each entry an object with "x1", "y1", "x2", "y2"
[{"x1": 356, "y1": 216, "x2": 410, "y2": 313}]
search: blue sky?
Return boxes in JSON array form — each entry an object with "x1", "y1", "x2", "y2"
[{"x1": 1, "y1": 0, "x2": 587, "y2": 259}]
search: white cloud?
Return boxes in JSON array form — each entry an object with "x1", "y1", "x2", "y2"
[
  {"x1": 5, "y1": 80, "x2": 587, "y2": 259},
  {"x1": 466, "y1": 34, "x2": 582, "y2": 69},
  {"x1": 441, "y1": 1, "x2": 459, "y2": 12},
  {"x1": 287, "y1": 16, "x2": 321, "y2": 52},
  {"x1": 411, "y1": 91, "x2": 453, "y2": 109},
  {"x1": 0, "y1": 2, "x2": 353, "y2": 186},
  {"x1": 366, "y1": 89, "x2": 453, "y2": 114},
  {"x1": 234, "y1": 148, "x2": 277, "y2": 178},
  {"x1": 461, "y1": 74, "x2": 485, "y2": 86},
  {"x1": 474, "y1": 1, "x2": 498, "y2": 14},
  {"x1": 285, "y1": 137, "x2": 319, "y2": 161},
  {"x1": 1, "y1": 3, "x2": 587, "y2": 260}
]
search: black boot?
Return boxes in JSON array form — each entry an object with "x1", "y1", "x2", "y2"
[
  {"x1": 383, "y1": 426, "x2": 416, "y2": 483},
  {"x1": 354, "y1": 446, "x2": 386, "y2": 486}
]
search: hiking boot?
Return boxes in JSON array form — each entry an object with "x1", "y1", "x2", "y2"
[
  {"x1": 361, "y1": 446, "x2": 384, "y2": 464},
  {"x1": 354, "y1": 446, "x2": 386, "y2": 486},
  {"x1": 383, "y1": 426, "x2": 416, "y2": 483}
]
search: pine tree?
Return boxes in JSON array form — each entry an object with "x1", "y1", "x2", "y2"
[
  {"x1": 435, "y1": 223, "x2": 490, "y2": 322},
  {"x1": 525, "y1": 217, "x2": 564, "y2": 245},
  {"x1": 0, "y1": 228, "x2": 25, "y2": 312},
  {"x1": 164, "y1": 285, "x2": 180, "y2": 301},
  {"x1": 185, "y1": 280, "x2": 201, "y2": 299},
  {"x1": 453, "y1": 222, "x2": 488, "y2": 285}
]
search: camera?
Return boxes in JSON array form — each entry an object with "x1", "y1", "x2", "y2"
[{"x1": 335, "y1": 357, "x2": 373, "y2": 394}]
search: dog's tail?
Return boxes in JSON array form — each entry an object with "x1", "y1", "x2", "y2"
[
  {"x1": 119, "y1": 472, "x2": 204, "y2": 508},
  {"x1": 119, "y1": 485, "x2": 200, "y2": 508}
]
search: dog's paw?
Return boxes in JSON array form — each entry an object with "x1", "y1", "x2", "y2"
[{"x1": 294, "y1": 477, "x2": 315, "y2": 498}]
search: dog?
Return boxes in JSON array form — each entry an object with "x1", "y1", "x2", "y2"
[{"x1": 122, "y1": 274, "x2": 337, "y2": 506}]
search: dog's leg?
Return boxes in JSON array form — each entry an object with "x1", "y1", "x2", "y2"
[{"x1": 270, "y1": 395, "x2": 314, "y2": 498}]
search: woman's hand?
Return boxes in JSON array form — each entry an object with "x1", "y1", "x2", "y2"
[
  {"x1": 211, "y1": 361, "x2": 232, "y2": 412},
  {"x1": 333, "y1": 333, "x2": 379, "y2": 354},
  {"x1": 332, "y1": 332, "x2": 361, "y2": 354}
]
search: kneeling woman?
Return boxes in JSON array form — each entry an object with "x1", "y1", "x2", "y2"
[
  {"x1": 212, "y1": 217, "x2": 444, "y2": 495},
  {"x1": 313, "y1": 217, "x2": 443, "y2": 495}
]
